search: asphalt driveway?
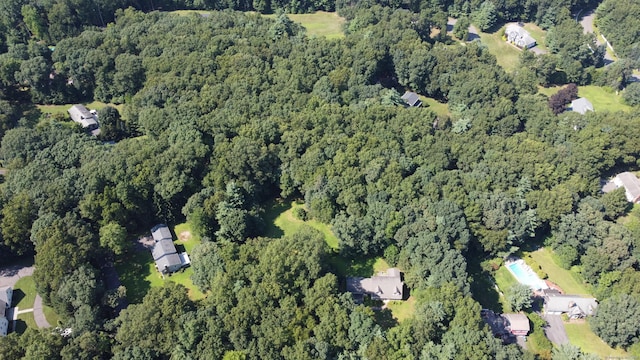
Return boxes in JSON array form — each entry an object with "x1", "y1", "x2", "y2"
[{"x1": 543, "y1": 314, "x2": 569, "y2": 345}]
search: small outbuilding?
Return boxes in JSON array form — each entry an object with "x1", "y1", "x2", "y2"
[
  {"x1": 570, "y1": 97, "x2": 594, "y2": 115},
  {"x1": 502, "y1": 313, "x2": 530, "y2": 336},
  {"x1": 347, "y1": 268, "x2": 404, "y2": 302},
  {"x1": 505, "y1": 23, "x2": 536, "y2": 49},
  {"x1": 401, "y1": 91, "x2": 422, "y2": 107}
]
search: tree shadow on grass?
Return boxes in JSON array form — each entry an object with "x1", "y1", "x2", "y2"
[
  {"x1": 468, "y1": 257, "x2": 503, "y2": 313},
  {"x1": 375, "y1": 309, "x2": 398, "y2": 330},
  {"x1": 11, "y1": 289, "x2": 25, "y2": 308},
  {"x1": 115, "y1": 251, "x2": 153, "y2": 304},
  {"x1": 262, "y1": 200, "x2": 291, "y2": 239},
  {"x1": 13, "y1": 319, "x2": 27, "y2": 334},
  {"x1": 328, "y1": 254, "x2": 376, "y2": 278}
]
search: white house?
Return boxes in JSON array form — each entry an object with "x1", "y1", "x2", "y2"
[
  {"x1": 505, "y1": 23, "x2": 536, "y2": 49},
  {"x1": 603, "y1": 172, "x2": 640, "y2": 203}
]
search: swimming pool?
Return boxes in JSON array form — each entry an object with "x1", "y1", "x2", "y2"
[{"x1": 507, "y1": 260, "x2": 548, "y2": 290}]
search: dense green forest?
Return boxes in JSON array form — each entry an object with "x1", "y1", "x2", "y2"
[{"x1": 1, "y1": 0, "x2": 640, "y2": 358}]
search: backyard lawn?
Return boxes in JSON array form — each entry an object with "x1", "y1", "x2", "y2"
[
  {"x1": 37, "y1": 101, "x2": 124, "y2": 116},
  {"x1": 478, "y1": 26, "x2": 521, "y2": 73},
  {"x1": 522, "y1": 23, "x2": 548, "y2": 52},
  {"x1": 539, "y1": 85, "x2": 632, "y2": 113},
  {"x1": 421, "y1": 96, "x2": 450, "y2": 117},
  {"x1": 493, "y1": 265, "x2": 519, "y2": 312},
  {"x1": 526, "y1": 248, "x2": 590, "y2": 295},
  {"x1": 565, "y1": 322, "x2": 628, "y2": 358},
  {"x1": 116, "y1": 222, "x2": 205, "y2": 304},
  {"x1": 386, "y1": 296, "x2": 415, "y2": 323},
  {"x1": 12, "y1": 276, "x2": 37, "y2": 309}
]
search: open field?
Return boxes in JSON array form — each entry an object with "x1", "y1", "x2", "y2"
[
  {"x1": 526, "y1": 248, "x2": 590, "y2": 295},
  {"x1": 564, "y1": 322, "x2": 628, "y2": 358},
  {"x1": 478, "y1": 26, "x2": 521, "y2": 73},
  {"x1": 116, "y1": 222, "x2": 205, "y2": 304},
  {"x1": 266, "y1": 11, "x2": 346, "y2": 39}
]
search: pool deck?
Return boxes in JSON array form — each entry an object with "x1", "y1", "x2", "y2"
[{"x1": 505, "y1": 259, "x2": 548, "y2": 290}]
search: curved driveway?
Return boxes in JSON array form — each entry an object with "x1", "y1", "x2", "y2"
[{"x1": 0, "y1": 264, "x2": 51, "y2": 328}]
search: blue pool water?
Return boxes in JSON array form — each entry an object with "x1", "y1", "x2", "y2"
[{"x1": 507, "y1": 261, "x2": 548, "y2": 290}]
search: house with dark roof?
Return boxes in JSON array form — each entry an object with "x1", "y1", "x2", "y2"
[
  {"x1": 401, "y1": 91, "x2": 422, "y2": 107},
  {"x1": 603, "y1": 172, "x2": 640, "y2": 203},
  {"x1": 502, "y1": 313, "x2": 530, "y2": 336},
  {"x1": 570, "y1": 97, "x2": 594, "y2": 115},
  {"x1": 150, "y1": 224, "x2": 190, "y2": 275},
  {"x1": 544, "y1": 294, "x2": 597, "y2": 319},
  {"x1": 346, "y1": 268, "x2": 404, "y2": 302},
  {"x1": 0, "y1": 287, "x2": 11, "y2": 337},
  {"x1": 505, "y1": 23, "x2": 536, "y2": 49},
  {"x1": 0, "y1": 302, "x2": 8, "y2": 337},
  {"x1": 67, "y1": 104, "x2": 100, "y2": 136}
]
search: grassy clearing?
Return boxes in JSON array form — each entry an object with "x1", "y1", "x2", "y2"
[
  {"x1": 386, "y1": 296, "x2": 415, "y2": 323},
  {"x1": 526, "y1": 248, "x2": 590, "y2": 295},
  {"x1": 478, "y1": 26, "x2": 521, "y2": 73},
  {"x1": 493, "y1": 265, "x2": 518, "y2": 312},
  {"x1": 421, "y1": 96, "x2": 449, "y2": 117},
  {"x1": 264, "y1": 200, "x2": 391, "y2": 277},
  {"x1": 578, "y1": 85, "x2": 632, "y2": 113},
  {"x1": 266, "y1": 200, "x2": 339, "y2": 250},
  {"x1": 564, "y1": 322, "x2": 628, "y2": 358},
  {"x1": 538, "y1": 85, "x2": 560, "y2": 97},
  {"x1": 265, "y1": 11, "x2": 346, "y2": 39},
  {"x1": 115, "y1": 222, "x2": 205, "y2": 304},
  {"x1": 12, "y1": 276, "x2": 37, "y2": 309}
]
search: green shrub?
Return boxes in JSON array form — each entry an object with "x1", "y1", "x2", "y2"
[{"x1": 292, "y1": 207, "x2": 308, "y2": 221}]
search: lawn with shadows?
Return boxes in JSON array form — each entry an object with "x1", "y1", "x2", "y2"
[
  {"x1": 477, "y1": 25, "x2": 521, "y2": 73},
  {"x1": 526, "y1": 247, "x2": 590, "y2": 295},
  {"x1": 264, "y1": 200, "x2": 390, "y2": 277},
  {"x1": 12, "y1": 276, "x2": 37, "y2": 309},
  {"x1": 116, "y1": 222, "x2": 205, "y2": 303}
]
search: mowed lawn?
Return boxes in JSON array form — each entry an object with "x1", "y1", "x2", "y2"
[
  {"x1": 262, "y1": 11, "x2": 345, "y2": 39},
  {"x1": 286, "y1": 12, "x2": 346, "y2": 39},
  {"x1": 13, "y1": 276, "x2": 37, "y2": 309},
  {"x1": 116, "y1": 222, "x2": 205, "y2": 304},
  {"x1": 578, "y1": 85, "x2": 632, "y2": 112},
  {"x1": 421, "y1": 96, "x2": 449, "y2": 117},
  {"x1": 538, "y1": 85, "x2": 632, "y2": 113},
  {"x1": 493, "y1": 264, "x2": 519, "y2": 312},
  {"x1": 386, "y1": 296, "x2": 415, "y2": 323},
  {"x1": 522, "y1": 23, "x2": 548, "y2": 52},
  {"x1": 526, "y1": 248, "x2": 590, "y2": 295},
  {"x1": 37, "y1": 101, "x2": 124, "y2": 116},
  {"x1": 478, "y1": 27, "x2": 521, "y2": 73},
  {"x1": 565, "y1": 322, "x2": 628, "y2": 358}
]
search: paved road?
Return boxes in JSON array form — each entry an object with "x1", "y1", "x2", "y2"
[
  {"x1": 33, "y1": 295, "x2": 51, "y2": 328},
  {"x1": 577, "y1": 9, "x2": 615, "y2": 64},
  {"x1": 543, "y1": 314, "x2": 569, "y2": 345}
]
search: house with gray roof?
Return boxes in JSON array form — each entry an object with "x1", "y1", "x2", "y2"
[
  {"x1": 151, "y1": 224, "x2": 173, "y2": 242},
  {"x1": 67, "y1": 104, "x2": 100, "y2": 136},
  {"x1": 0, "y1": 287, "x2": 12, "y2": 309},
  {"x1": 603, "y1": 172, "x2": 640, "y2": 203},
  {"x1": 150, "y1": 224, "x2": 189, "y2": 275},
  {"x1": 544, "y1": 294, "x2": 597, "y2": 319},
  {"x1": 347, "y1": 268, "x2": 404, "y2": 302},
  {"x1": 505, "y1": 23, "x2": 536, "y2": 49},
  {"x1": 401, "y1": 91, "x2": 422, "y2": 107},
  {"x1": 570, "y1": 97, "x2": 594, "y2": 115}
]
